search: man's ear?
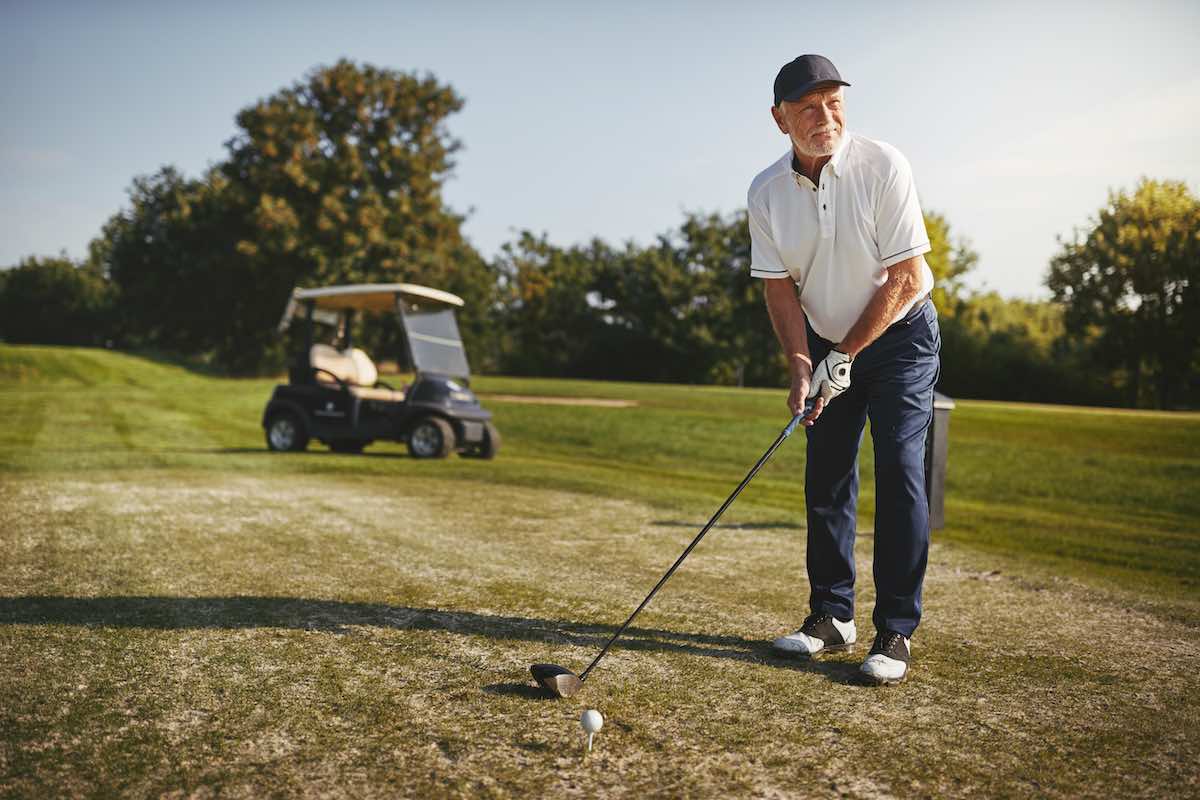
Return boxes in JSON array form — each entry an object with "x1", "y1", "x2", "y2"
[{"x1": 771, "y1": 104, "x2": 788, "y2": 135}]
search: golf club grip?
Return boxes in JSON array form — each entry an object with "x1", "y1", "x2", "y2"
[{"x1": 578, "y1": 415, "x2": 803, "y2": 682}]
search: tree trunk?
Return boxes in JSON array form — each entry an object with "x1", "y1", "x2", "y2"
[{"x1": 1128, "y1": 352, "x2": 1141, "y2": 408}]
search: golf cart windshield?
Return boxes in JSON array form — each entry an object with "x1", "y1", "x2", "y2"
[{"x1": 402, "y1": 305, "x2": 470, "y2": 379}]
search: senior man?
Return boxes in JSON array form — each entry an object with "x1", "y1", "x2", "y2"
[{"x1": 749, "y1": 55, "x2": 940, "y2": 685}]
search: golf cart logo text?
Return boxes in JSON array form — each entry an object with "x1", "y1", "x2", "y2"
[{"x1": 314, "y1": 401, "x2": 346, "y2": 418}]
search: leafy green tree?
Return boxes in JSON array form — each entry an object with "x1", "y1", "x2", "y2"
[
  {"x1": 952, "y1": 292, "x2": 1065, "y2": 356},
  {"x1": 95, "y1": 167, "x2": 253, "y2": 361},
  {"x1": 497, "y1": 212, "x2": 773, "y2": 384},
  {"x1": 1048, "y1": 179, "x2": 1200, "y2": 408},
  {"x1": 674, "y1": 211, "x2": 783, "y2": 386},
  {"x1": 0, "y1": 255, "x2": 115, "y2": 346},
  {"x1": 221, "y1": 59, "x2": 493, "y2": 360},
  {"x1": 924, "y1": 211, "x2": 978, "y2": 314},
  {"x1": 936, "y1": 291, "x2": 1109, "y2": 405},
  {"x1": 494, "y1": 232, "x2": 609, "y2": 377},
  {"x1": 589, "y1": 235, "x2": 708, "y2": 382},
  {"x1": 94, "y1": 60, "x2": 489, "y2": 373}
]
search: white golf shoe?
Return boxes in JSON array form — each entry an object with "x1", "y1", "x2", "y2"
[
  {"x1": 860, "y1": 630, "x2": 910, "y2": 685},
  {"x1": 773, "y1": 612, "x2": 856, "y2": 656}
]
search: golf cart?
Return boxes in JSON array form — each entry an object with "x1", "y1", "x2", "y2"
[{"x1": 261, "y1": 283, "x2": 498, "y2": 459}]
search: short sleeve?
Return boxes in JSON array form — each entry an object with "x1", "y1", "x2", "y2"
[
  {"x1": 874, "y1": 149, "x2": 931, "y2": 268},
  {"x1": 748, "y1": 189, "x2": 791, "y2": 279}
]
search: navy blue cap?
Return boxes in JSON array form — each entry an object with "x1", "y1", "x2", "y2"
[{"x1": 773, "y1": 55, "x2": 850, "y2": 106}]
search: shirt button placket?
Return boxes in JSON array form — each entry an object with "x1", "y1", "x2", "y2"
[{"x1": 820, "y1": 183, "x2": 833, "y2": 236}]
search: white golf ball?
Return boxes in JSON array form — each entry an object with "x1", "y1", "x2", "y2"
[{"x1": 580, "y1": 709, "x2": 603, "y2": 733}]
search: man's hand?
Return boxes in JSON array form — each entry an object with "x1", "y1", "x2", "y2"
[
  {"x1": 806, "y1": 350, "x2": 853, "y2": 416},
  {"x1": 788, "y1": 365, "x2": 812, "y2": 420}
]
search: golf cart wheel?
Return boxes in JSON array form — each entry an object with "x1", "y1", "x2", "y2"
[
  {"x1": 462, "y1": 421, "x2": 500, "y2": 459},
  {"x1": 408, "y1": 417, "x2": 455, "y2": 459},
  {"x1": 266, "y1": 412, "x2": 309, "y2": 453},
  {"x1": 329, "y1": 440, "x2": 368, "y2": 454}
]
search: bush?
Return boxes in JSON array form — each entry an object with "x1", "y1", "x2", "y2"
[
  {"x1": 0, "y1": 256, "x2": 116, "y2": 346},
  {"x1": 936, "y1": 292, "x2": 1110, "y2": 405}
]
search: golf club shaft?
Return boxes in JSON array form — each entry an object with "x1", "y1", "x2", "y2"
[{"x1": 578, "y1": 413, "x2": 805, "y2": 682}]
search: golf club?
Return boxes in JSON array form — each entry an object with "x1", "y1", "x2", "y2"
[{"x1": 531, "y1": 408, "x2": 809, "y2": 698}]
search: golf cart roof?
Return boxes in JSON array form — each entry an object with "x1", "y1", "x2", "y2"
[
  {"x1": 279, "y1": 283, "x2": 465, "y2": 330},
  {"x1": 292, "y1": 283, "x2": 464, "y2": 312}
]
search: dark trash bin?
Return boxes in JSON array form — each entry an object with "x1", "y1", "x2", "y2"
[{"x1": 924, "y1": 392, "x2": 955, "y2": 530}]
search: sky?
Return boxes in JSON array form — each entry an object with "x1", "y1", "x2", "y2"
[{"x1": 2, "y1": 0, "x2": 1198, "y2": 299}]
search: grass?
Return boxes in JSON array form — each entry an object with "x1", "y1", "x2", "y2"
[{"x1": 1, "y1": 344, "x2": 1198, "y2": 798}]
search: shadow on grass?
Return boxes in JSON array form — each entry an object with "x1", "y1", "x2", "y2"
[
  {"x1": 0, "y1": 595, "x2": 855, "y2": 685},
  {"x1": 652, "y1": 520, "x2": 803, "y2": 531},
  {"x1": 4, "y1": 447, "x2": 416, "y2": 460},
  {"x1": 481, "y1": 682, "x2": 551, "y2": 700},
  {"x1": 213, "y1": 448, "x2": 414, "y2": 459}
]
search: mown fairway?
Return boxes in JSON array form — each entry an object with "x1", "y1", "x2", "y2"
[{"x1": 2, "y1": 345, "x2": 1198, "y2": 798}]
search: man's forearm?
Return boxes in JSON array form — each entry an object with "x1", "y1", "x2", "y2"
[
  {"x1": 837, "y1": 255, "x2": 927, "y2": 357},
  {"x1": 763, "y1": 279, "x2": 812, "y2": 375}
]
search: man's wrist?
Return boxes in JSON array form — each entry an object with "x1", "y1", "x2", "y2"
[{"x1": 789, "y1": 353, "x2": 813, "y2": 375}]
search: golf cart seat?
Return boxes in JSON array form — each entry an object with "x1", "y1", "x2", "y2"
[{"x1": 310, "y1": 344, "x2": 406, "y2": 402}]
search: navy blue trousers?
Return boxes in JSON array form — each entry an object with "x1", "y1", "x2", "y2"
[{"x1": 804, "y1": 299, "x2": 941, "y2": 638}]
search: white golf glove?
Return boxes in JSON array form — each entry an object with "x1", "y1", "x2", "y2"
[{"x1": 807, "y1": 350, "x2": 853, "y2": 405}]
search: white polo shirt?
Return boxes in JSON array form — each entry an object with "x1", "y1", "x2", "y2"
[{"x1": 748, "y1": 132, "x2": 934, "y2": 343}]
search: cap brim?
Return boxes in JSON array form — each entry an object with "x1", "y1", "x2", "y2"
[{"x1": 778, "y1": 79, "x2": 850, "y2": 104}]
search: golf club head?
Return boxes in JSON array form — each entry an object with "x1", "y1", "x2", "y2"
[{"x1": 530, "y1": 663, "x2": 583, "y2": 698}]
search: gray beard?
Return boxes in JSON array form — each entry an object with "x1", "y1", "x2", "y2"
[{"x1": 795, "y1": 132, "x2": 841, "y2": 158}]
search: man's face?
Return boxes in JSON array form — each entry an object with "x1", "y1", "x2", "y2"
[{"x1": 771, "y1": 86, "x2": 845, "y2": 159}]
